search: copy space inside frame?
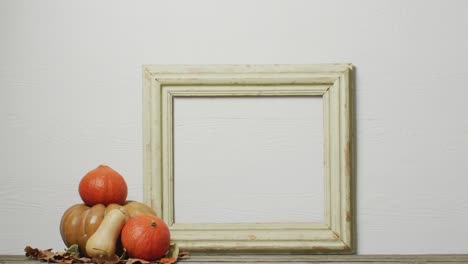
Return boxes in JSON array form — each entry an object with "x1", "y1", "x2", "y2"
[{"x1": 172, "y1": 96, "x2": 324, "y2": 225}]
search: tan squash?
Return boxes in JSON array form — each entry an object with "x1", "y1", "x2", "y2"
[
  {"x1": 60, "y1": 201, "x2": 156, "y2": 256},
  {"x1": 85, "y1": 208, "x2": 127, "y2": 257}
]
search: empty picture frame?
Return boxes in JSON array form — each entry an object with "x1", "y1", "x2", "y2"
[{"x1": 143, "y1": 64, "x2": 354, "y2": 254}]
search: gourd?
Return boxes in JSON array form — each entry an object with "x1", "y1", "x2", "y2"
[
  {"x1": 79, "y1": 165, "x2": 128, "y2": 206},
  {"x1": 121, "y1": 214, "x2": 171, "y2": 261},
  {"x1": 85, "y1": 208, "x2": 127, "y2": 257},
  {"x1": 60, "y1": 201, "x2": 156, "y2": 256}
]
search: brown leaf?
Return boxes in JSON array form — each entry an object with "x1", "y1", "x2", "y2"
[
  {"x1": 38, "y1": 250, "x2": 55, "y2": 262},
  {"x1": 25, "y1": 246, "x2": 41, "y2": 258},
  {"x1": 53, "y1": 253, "x2": 66, "y2": 261},
  {"x1": 24, "y1": 246, "x2": 55, "y2": 262},
  {"x1": 92, "y1": 254, "x2": 121, "y2": 264},
  {"x1": 58, "y1": 260, "x2": 73, "y2": 264},
  {"x1": 77, "y1": 257, "x2": 93, "y2": 263},
  {"x1": 25, "y1": 246, "x2": 94, "y2": 263},
  {"x1": 159, "y1": 257, "x2": 177, "y2": 264},
  {"x1": 125, "y1": 258, "x2": 150, "y2": 264}
]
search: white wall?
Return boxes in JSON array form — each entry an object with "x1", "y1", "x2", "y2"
[{"x1": 1, "y1": 0, "x2": 468, "y2": 255}]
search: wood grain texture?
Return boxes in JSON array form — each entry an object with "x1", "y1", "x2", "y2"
[
  {"x1": 4, "y1": 255, "x2": 468, "y2": 264},
  {"x1": 143, "y1": 64, "x2": 354, "y2": 254},
  {"x1": 182, "y1": 254, "x2": 468, "y2": 263}
]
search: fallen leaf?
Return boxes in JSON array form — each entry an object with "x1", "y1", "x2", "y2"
[
  {"x1": 25, "y1": 246, "x2": 55, "y2": 262},
  {"x1": 25, "y1": 246, "x2": 41, "y2": 258},
  {"x1": 25, "y1": 245, "x2": 185, "y2": 264},
  {"x1": 66, "y1": 244, "x2": 80, "y2": 259},
  {"x1": 77, "y1": 257, "x2": 93, "y2": 263},
  {"x1": 92, "y1": 254, "x2": 120, "y2": 264},
  {"x1": 53, "y1": 253, "x2": 66, "y2": 261},
  {"x1": 58, "y1": 260, "x2": 73, "y2": 264},
  {"x1": 39, "y1": 251, "x2": 55, "y2": 261},
  {"x1": 159, "y1": 257, "x2": 177, "y2": 264},
  {"x1": 25, "y1": 246, "x2": 106, "y2": 264},
  {"x1": 125, "y1": 258, "x2": 150, "y2": 264}
]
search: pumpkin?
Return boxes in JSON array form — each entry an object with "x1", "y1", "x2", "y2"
[
  {"x1": 60, "y1": 201, "x2": 156, "y2": 256},
  {"x1": 78, "y1": 165, "x2": 128, "y2": 206},
  {"x1": 121, "y1": 214, "x2": 171, "y2": 261}
]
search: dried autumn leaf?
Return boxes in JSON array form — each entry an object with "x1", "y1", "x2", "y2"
[
  {"x1": 57, "y1": 260, "x2": 74, "y2": 264},
  {"x1": 77, "y1": 257, "x2": 93, "y2": 263},
  {"x1": 25, "y1": 246, "x2": 96, "y2": 264},
  {"x1": 52, "y1": 252, "x2": 66, "y2": 261},
  {"x1": 25, "y1": 246, "x2": 41, "y2": 258},
  {"x1": 92, "y1": 254, "x2": 120, "y2": 264},
  {"x1": 159, "y1": 257, "x2": 177, "y2": 264},
  {"x1": 125, "y1": 258, "x2": 150, "y2": 264},
  {"x1": 66, "y1": 244, "x2": 80, "y2": 259},
  {"x1": 39, "y1": 251, "x2": 55, "y2": 261},
  {"x1": 25, "y1": 246, "x2": 55, "y2": 262}
]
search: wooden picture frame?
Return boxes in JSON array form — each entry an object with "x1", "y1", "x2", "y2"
[{"x1": 143, "y1": 64, "x2": 354, "y2": 254}]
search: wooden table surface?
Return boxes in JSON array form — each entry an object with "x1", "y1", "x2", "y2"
[{"x1": 3, "y1": 254, "x2": 468, "y2": 264}]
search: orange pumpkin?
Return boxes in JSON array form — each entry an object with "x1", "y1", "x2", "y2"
[
  {"x1": 60, "y1": 201, "x2": 156, "y2": 256},
  {"x1": 78, "y1": 165, "x2": 128, "y2": 206},
  {"x1": 121, "y1": 214, "x2": 171, "y2": 261}
]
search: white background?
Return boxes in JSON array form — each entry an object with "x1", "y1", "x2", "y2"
[
  {"x1": 173, "y1": 97, "x2": 324, "y2": 224},
  {"x1": 1, "y1": 0, "x2": 468, "y2": 255}
]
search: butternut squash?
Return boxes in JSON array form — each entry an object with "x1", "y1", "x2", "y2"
[{"x1": 85, "y1": 208, "x2": 127, "y2": 257}]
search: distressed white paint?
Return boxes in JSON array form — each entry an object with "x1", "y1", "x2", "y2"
[
  {"x1": 173, "y1": 97, "x2": 324, "y2": 224},
  {"x1": 1, "y1": 0, "x2": 468, "y2": 255},
  {"x1": 144, "y1": 65, "x2": 353, "y2": 253}
]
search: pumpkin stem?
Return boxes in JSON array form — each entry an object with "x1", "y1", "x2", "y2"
[{"x1": 151, "y1": 221, "x2": 157, "y2": 227}]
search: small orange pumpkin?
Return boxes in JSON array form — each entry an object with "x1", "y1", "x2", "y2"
[
  {"x1": 121, "y1": 214, "x2": 171, "y2": 261},
  {"x1": 60, "y1": 201, "x2": 156, "y2": 256},
  {"x1": 78, "y1": 165, "x2": 128, "y2": 206}
]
